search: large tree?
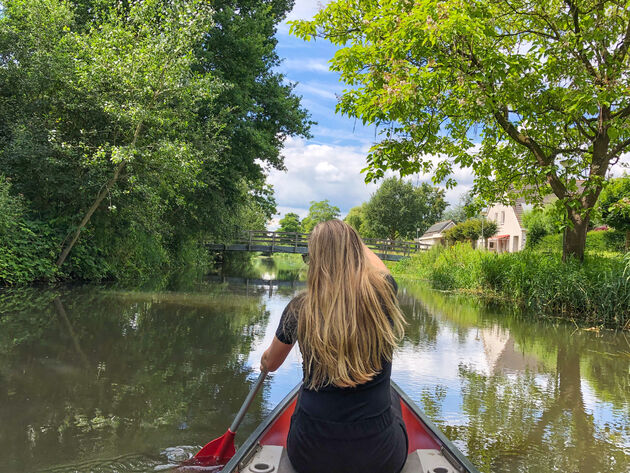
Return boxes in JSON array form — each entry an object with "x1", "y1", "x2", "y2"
[
  {"x1": 0, "y1": 0, "x2": 311, "y2": 278},
  {"x1": 363, "y1": 178, "x2": 447, "y2": 240},
  {"x1": 344, "y1": 203, "x2": 368, "y2": 235},
  {"x1": 293, "y1": 0, "x2": 630, "y2": 261}
]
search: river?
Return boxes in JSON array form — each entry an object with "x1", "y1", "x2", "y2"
[{"x1": 0, "y1": 258, "x2": 628, "y2": 472}]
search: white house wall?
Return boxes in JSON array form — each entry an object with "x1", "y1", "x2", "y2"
[{"x1": 484, "y1": 204, "x2": 526, "y2": 253}]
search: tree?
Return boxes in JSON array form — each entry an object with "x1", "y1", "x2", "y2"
[
  {"x1": 0, "y1": 0, "x2": 224, "y2": 269},
  {"x1": 443, "y1": 191, "x2": 479, "y2": 223},
  {"x1": 198, "y1": 0, "x2": 312, "y2": 178},
  {"x1": 344, "y1": 203, "x2": 368, "y2": 235},
  {"x1": 278, "y1": 212, "x2": 302, "y2": 233},
  {"x1": 363, "y1": 178, "x2": 447, "y2": 240},
  {"x1": 301, "y1": 200, "x2": 340, "y2": 233},
  {"x1": 57, "y1": 0, "x2": 223, "y2": 267},
  {"x1": 444, "y1": 218, "x2": 497, "y2": 247},
  {"x1": 598, "y1": 176, "x2": 630, "y2": 251},
  {"x1": 0, "y1": 0, "x2": 312, "y2": 280},
  {"x1": 292, "y1": 1, "x2": 630, "y2": 261}
]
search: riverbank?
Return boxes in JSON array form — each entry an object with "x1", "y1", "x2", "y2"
[{"x1": 390, "y1": 244, "x2": 630, "y2": 330}]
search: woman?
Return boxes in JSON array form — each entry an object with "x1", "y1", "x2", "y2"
[{"x1": 260, "y1": 219, "x2": 408, "y2": 473}]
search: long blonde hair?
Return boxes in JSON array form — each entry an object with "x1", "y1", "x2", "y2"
[{"x1": 296, "y1": 219, "x2": 405, "y2": 390}]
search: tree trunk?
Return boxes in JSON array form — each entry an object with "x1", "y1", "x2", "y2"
[
  {"x1": 56, "y1": 162, "x2": 125, "y2": 268},
  {"x1": 56, "y1": 118, "x2": 146, "y2": 268},
  {"x1": 626, "y1": 229, "x2": 630, "y2": 252},
  {"x1": 563, "y1": 209, "x2": 589, "y2": 262}
]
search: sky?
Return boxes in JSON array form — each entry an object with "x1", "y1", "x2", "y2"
[
  {"x1": 267, "y1": 0, "x2": 628, "y2": 228},
  {"x1": 266, "y1": 0, "x2": 476, "y2": 227}
]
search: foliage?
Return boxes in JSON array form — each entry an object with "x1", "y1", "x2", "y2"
[
  {"x1": 292, "y1": 0, "x2": 630, "y2": 259},
  {"x1": 0, "y1": 0, "x2": 309, "y2": 283},
  {"x1": 362, "y1": 178, "x2": 447, "y2": 239},
  {"x1": 278, "y1": 212, "x2": 302, "y2": 233},
  {"x1": 442, "y1": 190, "x2": 479, "y2": 223},
  {"x1": 392, "y1": 244, "x2": 629, "y2": 329},
  {"x1": 197, "y1": 0, "x2": 312, "y2": 179},
  {"x1": 523, "y1": 205, "x2": 564, "y2": 248},
  {"x1": 0, "y1": 177, "x2": 58, "y2": 285},
  {"x1": 537, "y1": 229, "x2": 626, "y2": 254},
  {"x1": 300, "y1": 200, "x2": 341, "y2": 233},
  {"x1": 598, "y1": 175, "x2": 630, "y2": 250},
  {"x1": 344, "y1": 203, "x2": 368, "y2": 235},
  {"x1": 443, "y1": 218, "x2": 497, "y2": 246}
]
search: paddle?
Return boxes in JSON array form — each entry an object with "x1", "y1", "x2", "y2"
[{"x1": 192, "y1": 371, "x2": 268, "y2": 466}]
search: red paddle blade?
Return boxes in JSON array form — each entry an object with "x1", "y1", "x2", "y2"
[{"x1": 192, "y1": 430, "x2": 236, "y2": 466}]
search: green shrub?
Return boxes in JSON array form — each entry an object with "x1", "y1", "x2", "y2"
[
  {"x1": 536, "y1": 229, "x2": 625, "y2": 254},
  {"x1": 0, "y1": 178, "x2": 59, "y2": 285},
  {"x1": 522, "y1": 206, "x2": 563, "y2": 249}
]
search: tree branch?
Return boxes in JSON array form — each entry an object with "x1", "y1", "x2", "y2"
[
  {"x1": 607, "y1": 137, "x2": 630, "y2": 161},
  {"x1": 611, "y1": 18, "x2": 630, "y2": 67},
  {"x1": 564, "y1": 0, "x2": 601, "y2": 81},
  {"x1": 611, "y1": 103, "x2": 630, "y2": 120},
  {"x1": 492, "y1": 105, "x2": 569, "y2": 199},
  {"x1": 573, "y1": 119, "x2": 595, "y2": 140}
]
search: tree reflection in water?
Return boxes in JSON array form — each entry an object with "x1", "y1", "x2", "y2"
[
  {"x1": 0, "y1": 276, "x2": 628, "y2": 473},
  {"x1": 0, "y1": 285, "x2": 271, "y2": 472},
  {"x1": 397, "y1": 281, "x2": 629, "y2": 473}
]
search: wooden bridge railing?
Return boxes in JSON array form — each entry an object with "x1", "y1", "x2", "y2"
[{"x1": 207, "y1": 230, "x2": 430, "y2": 261}]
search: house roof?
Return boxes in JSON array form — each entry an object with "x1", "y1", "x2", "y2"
[{"x1": 422, "y1": 220, "x2": 455, "y2": 237}]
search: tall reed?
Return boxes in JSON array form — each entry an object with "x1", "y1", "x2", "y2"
[{"x1": 392, "y1": 244, "x2": 629, "y2": 329}]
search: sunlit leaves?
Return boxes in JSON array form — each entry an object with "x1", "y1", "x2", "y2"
[{"x1": 291, "y1": 0, "x2": 630, "y2": 222}]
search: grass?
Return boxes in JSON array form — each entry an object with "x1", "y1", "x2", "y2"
[{"x1": 391, "y1": 243, "x2": 630, "y2": 330}]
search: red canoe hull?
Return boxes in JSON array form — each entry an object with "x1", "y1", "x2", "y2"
[{"x1": 221, "y1": 381, "x2": 480, "y2": 473}]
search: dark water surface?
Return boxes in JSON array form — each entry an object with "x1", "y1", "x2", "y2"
[{"x1": 0, "y1": 262, "x2": 628, "y2": 472}]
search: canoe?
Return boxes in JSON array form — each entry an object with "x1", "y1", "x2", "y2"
[{"x1": 220, "y1": 381, "x2": 480, "y2": 473}]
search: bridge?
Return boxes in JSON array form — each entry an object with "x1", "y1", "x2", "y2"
[{"x1": 207, "y1": 230, "x2": 429, "y2": 262}]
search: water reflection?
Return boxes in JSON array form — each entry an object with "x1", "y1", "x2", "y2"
[
  {"x1": 0, "y1": 269, "x2": 628, "y2": 473},
  {"x1": 394, "y1": 282, "x2": 629, "y2": 472},
  {"x1": 0, "y1": 285, "x2": 271, "y2": 472}
]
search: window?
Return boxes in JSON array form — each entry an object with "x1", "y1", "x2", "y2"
[{"x1": 501, "y1": 211, "x2": 505, "y2": 224}]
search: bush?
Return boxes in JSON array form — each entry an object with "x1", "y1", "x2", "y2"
[
  {"x1": 0, "y1": 177, "x2": 58, "y2": 285},
  {"x1": 536, "y1": 229, "x2": 625, "y2": 254},
  {"x1": 522, "y1": 206, "x2": 563, "y2": 249}
]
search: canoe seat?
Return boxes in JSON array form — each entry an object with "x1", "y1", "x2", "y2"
[{"x1": 241, "y1": 445, "x2": 458, "y2": 473}]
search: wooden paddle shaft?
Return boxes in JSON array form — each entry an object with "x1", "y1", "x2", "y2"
[{"x1": 229, "y1": 371, "x2": 267, "y2": 433}]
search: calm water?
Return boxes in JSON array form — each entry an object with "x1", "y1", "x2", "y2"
[{"x1": 0, "y1": 261, "x2": 628, "y2": 473}]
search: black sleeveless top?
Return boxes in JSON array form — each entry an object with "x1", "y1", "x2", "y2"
[{"x1": 275, "y1": 275, "x2": 398, "y2": 423}]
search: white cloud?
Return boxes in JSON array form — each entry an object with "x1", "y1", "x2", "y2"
[
  {"x1": 282, "y1": 58, "x2": 332, "y2": 74},
  {"x1": 269, "y1": 136, "x2": 378, "y2": 216},
  {"x1": 285, "y1": 0, "x2": 331, "y2": 22},
  {"x1": 611, "y1": 152, "x2": 629, "y2": 176},
  {"x1": 269, "y1": 137, "x2": 474, "y2": 224},
  {"x1": 296, "y1": 82, "x2": 338, "y2": 100}
]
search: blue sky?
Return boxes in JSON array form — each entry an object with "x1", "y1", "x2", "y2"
[
  {"x1": 266, "y1": 1, "x2": 476, "y2": 227},
  {"x1": 267, "y1": 1, "x2": 627, "y2": 228}
]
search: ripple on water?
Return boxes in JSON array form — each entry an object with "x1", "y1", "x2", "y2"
[{"x1": 34, "y1": 446, "x2": 224, "y2": 473}]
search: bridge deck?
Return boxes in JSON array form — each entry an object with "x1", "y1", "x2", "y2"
[{"x1": 207, "y1": 231, "x2": 428, "y2": 262}]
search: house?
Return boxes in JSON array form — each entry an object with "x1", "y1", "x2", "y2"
[
  {"x1": 418, "y1": 220, "x2": 456, "y2": 247},
  {"x1": 483, "y1": 200, "x2": 527, "y2": 253}
]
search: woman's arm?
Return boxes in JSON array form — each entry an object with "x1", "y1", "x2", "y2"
[
  {"x1": 363, "y1": 242, "x2": 390, "y2": 273},
  {"x1": 260, "y1": 336, "x2": 294, "y2": 372}
]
